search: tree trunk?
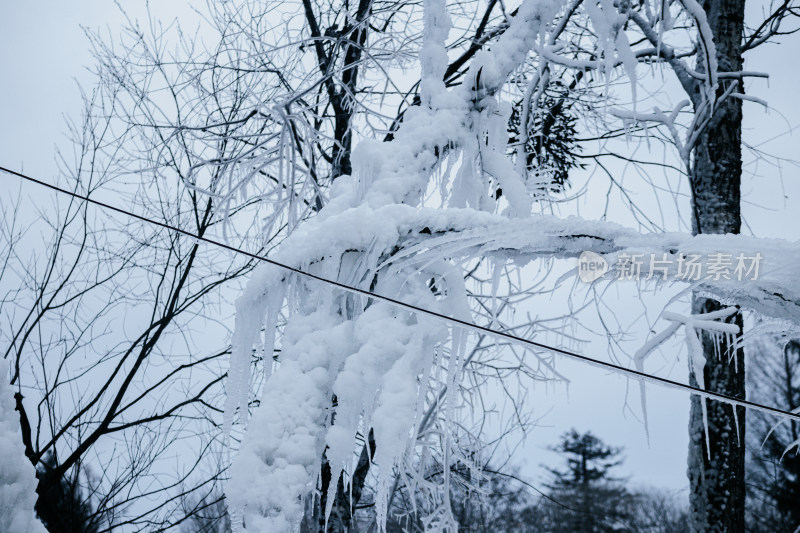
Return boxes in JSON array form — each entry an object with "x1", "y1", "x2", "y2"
[
  {"x1": 687, "y1": 0, "x2": 746, "y2": 530},
  {"x1": 687, "y1": 301, "x2": 746, "y2": 532},
  {"x1": 309, "y1": 430, "x2": 375, "y2": 533}
]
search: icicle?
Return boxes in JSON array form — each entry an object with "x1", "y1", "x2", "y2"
[
  {"x1": 634, "y1": 320, "x2": 681, "y2": 443},
  {"x1": 702, "y1": 397, "x2": 712, "y2": 461},
  {"x1": 223, "y1": 261, "x2": 289, "y2": 437},
  {"x1": 490, "y1": 259, "x2": 504, "y2": 327}
]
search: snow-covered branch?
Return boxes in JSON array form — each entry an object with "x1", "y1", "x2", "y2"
[{"x1": 390, "y1": 214, "x2": 800, "y2": 324}]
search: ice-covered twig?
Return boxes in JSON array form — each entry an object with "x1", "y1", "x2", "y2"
[{"x1": 635, "y1": 307, "x2": 740, "y2": 456}]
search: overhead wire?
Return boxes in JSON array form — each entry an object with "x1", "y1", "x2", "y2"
[{"x1": 2, "y1": 164, "x2": 799, "y2": 423}]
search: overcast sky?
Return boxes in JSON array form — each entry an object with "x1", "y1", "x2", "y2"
[{"x1": 2, "y1": 0, "x2": 799, "y2": 496}]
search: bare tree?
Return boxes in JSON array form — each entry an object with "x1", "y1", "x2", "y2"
[{"x1": 1, "y1": 13, "x2": 279, "y2": 529}]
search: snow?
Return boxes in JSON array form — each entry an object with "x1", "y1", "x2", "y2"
[
  {"x1": 226, "y1": 275, "x2": 448, "y2": 530},
  {"x1": 223, "y1": 264, "x2": 286, "y2": 438},
  {"x1": 225, "y1": 205, "x2": 800, "y2": 530},
  {"x1": 227, "y1": 308, "x2": 357, "y2": 531},
  {"x1": 679, "y1": 0, "x2": 718, "y2": 91},
  {"x1": 391, "y1": 215, "x2": 800, "y2": 324},
  {"x1": 420, "y1": 0, "x2": 452, "y2": 109},
  {"x1": 0, "y1": 360, "x2": 46, "y2": 533},
  {"x1": 221, "y1": 0, "x2": 790, "y2": 530}
]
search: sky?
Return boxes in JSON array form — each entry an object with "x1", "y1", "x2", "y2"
[
  {"x1": 1, "y1": 0, "x2": 799, "y2": 503},
  {"x1": 0, "y1": 0, "x2": 198, "y2": 179}
]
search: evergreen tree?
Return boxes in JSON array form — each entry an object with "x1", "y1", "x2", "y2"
[
  {"x1": 540, "y1": 430, "x2": 632, "y2": 532},
  {"x1": 180, "y1": 493, "x2": 231, "y2": 533}
]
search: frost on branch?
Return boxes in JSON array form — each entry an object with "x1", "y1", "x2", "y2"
[
  {"x1": 1, "y1": 360, "x2": 46, "y2": 533},
  {"x1": 390, "y1": 215, "x2": 800, "y2": 324}
]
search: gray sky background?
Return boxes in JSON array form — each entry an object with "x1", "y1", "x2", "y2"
[{"x1": 2, "y1": 0, "x2": 799, "y2": 497}]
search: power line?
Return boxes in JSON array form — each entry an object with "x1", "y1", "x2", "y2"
[{"x1": 3, "y1": 164, "x2": 799, "y2": 423}]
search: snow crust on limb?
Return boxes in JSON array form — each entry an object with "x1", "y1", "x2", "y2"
[
  {"x1": 329, "y1": 295, "x2": 447, "y2": 526},
  {"x1": 353, "y1": 0, "x2": 560, "y2": 211},
  {"x1": 0, "y1": 360, "x2": 47, "y2": 533},
  {"x1": 227, "y1": 306, "x2": 357, "y2": 532},
  {"x1": 226, "y1": 270, "x2": 448, "y2": 531},
  {"x1": 391, "y1": 215, "x2": 800, "y2": 324}
]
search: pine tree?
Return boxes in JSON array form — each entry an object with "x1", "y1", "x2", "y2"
[{"x1": 540, "y1": 430, "x2": 632, "y2": 533}]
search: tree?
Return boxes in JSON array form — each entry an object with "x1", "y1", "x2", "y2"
[
  {"x1": 685, "y1": 0, "x2": 747, "y2": 529},
  {"x1": 378, "y1": 435, "x2": 687, "y2": 533},
  {"x1": 746, "y1": 337, "x2": 800, "y2": 532},
  {"x1": 629, "y1": 488, "x2": 690, "y2": 533},
  {"x1": 537, "y1": 430, "x2": 632, "y2": 533},
  {"x1": 218, "y1": 0, "x2": 800, "y2": 530},
  {"x1": 34, "y1": 451, "x2": 100, "y2": 533},
  {"x1": 381, "y1": 465, "x2": 537, "y2": 533},
  {"x1": 1, "y1": 15, "x2": 269, "y2": 528},
  {"x1": 179, "y1": 491, "x2": 231, "y2": 533}
]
